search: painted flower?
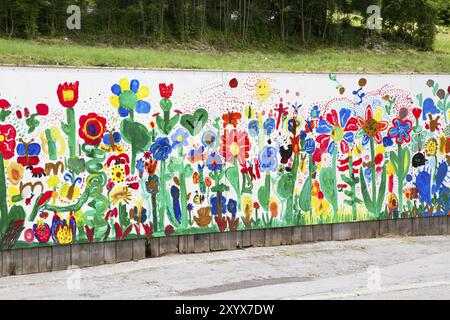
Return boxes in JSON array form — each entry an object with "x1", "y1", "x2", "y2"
[
  {"x1": 57, "y1": 81, "x2": 79, "y2": 108},
  {"x1": 78, "y1": 112, "x2": 107, "y2": 145},
  {"x1": 201, "y1": 130, "x2": 217, "y2": 148},
  {"x1": 241, "y1": 194, "x2": 254, "y2": 220},
  {"x1": 263, "y1": 118, "x2": 276, "y2": 135},
  {"x1": 159, "y1": 83, "x2": 174, "y2": 99},
  {"x1": 0, "y1": 99, "x2": 11, "y2": 109},
  {"x1": 425, "y1": 138, "x2": 437, "y2": 156},
  {"x1": 149, "y1": 137, "x2": 172, "y2": 160},
  {"x1": 304, "y1": 138, "x2": 316, "y2": 154},
  {"x1": 210, "y1": 195, "x2": 227, "y2": 215},
  {"x1": 171, "y1": 128, "x2": 190, "y2": 147},
  {"x1": 24, "y1": 229, "x2": 35, "y2": 243},
  {"x1": 388, "y1": 118, "x2": 413, "y2": 144},
  {"x1": 220, "y1": 129, "x2": 250, "y2": 165},
  {"x1": 110, "y1": 78, "x2": 151, "y2": 117},
  {"x1": 356, "y1": 105, "x2": 388, "y2": 144},
  {"x1": 285, "y1": 116, "x2": 302, "y2": 134},
  {"x1": 6, "y1": 162, "x2": 24, "y2": 185},
  {"x1": 248, "y1": 120, "x2": 259, "y2": 137},
  {"x1": 110, "y1": 165, "x2": 125, "y2": 183},
  {"x1": 0, "y1": 124, "x2": 16, "y2": 160},
  {"x1": 310, "y1": 105, "x2": 320, "y2": 118},
  {"x1": 259, "y1": 146, "x2": 278, "y2": 172},
  {"x1": 227, "y1": 199, "x2": 238, "y2": 218},
  {"x1": 109, "y1": 186, "x2": 132, "y2": 205},
  {"x1": 206, "y1": 152, "x2": 223, "y2": 171},
  {"x1": 316, "y1": 108, "x2": 358, "y2": 154}
]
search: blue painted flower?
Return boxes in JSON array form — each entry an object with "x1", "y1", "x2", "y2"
[
  {"x1": 206, "y1": 152, "x2": 223, "y2": 171},
  {"x1": 171, "y1": 127, "x2": 190, "y2": 147},
  {"x1": 310, "y1": 105, "x2": 320, "y2": 118},
  {"x1": 387, "y1": 118, "x2": 412, "y2": 144},
  {"x1": 315, "y1": 108, "x2": 358, "y2": 154},
  {"x1": 304, "y1": 138, "x2": 316, "y2": 154},
  {"x1": 201, "y1": 130, "x2": 217, "y2": 148},
  {"x1": 259, "y1": 146, "x2": 278, "y2": 172},
  {"x1": 263, "y1": 118, "x2": 276, "y2": 135},
  {"x1": 110, "y1": 78, "x2": 151, "y2": 117},
  {"x1": 383, "y1": 136, "x2": 394, "y2": 147},
  {"x1": 248, "y1": 119, "x2": 259, "y2": 137},
  {"x1": 149, "y1": 137, "x2": 172, "y2": 160},
  {"x1": 227, "y1": 199, "x2": 238, "y2": 218},
  {"x1": 210, "y1": 195, "x2": 227, "y2": 215}
]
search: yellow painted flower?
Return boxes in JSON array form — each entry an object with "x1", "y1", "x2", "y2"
[
  {"x1": 109, "y1": 186, "x2": 132, "y2": 205},
  {"x1": 46, "y1": 175, "x2": 61, "y2": 189},
  {"x1": 56, "y1": 224, "x2": 74, "y2": 245},
  {"x1": 241, "y1": 194, "x2": 254, "y2": 220},
  {"x1": 6, "y1": 162, "x2": 24, "y2": 185},
  {"x1": 7, "y1": 186, "x2": 20, "y2": 205},
  {"x1": 110, "y1": 165, "x2": 125, "y2": 183},
  {"x1": 425, "y1": 138, "x2": 437, "y2": 156},
  {"x1": 386, "y1": 161, "x2": 395, "y2": 176},
  {"x1": 311, "y1": 196, "x2": 331, "y2": 218}
]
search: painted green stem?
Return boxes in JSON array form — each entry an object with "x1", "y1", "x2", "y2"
[
  {"x1": 0, "y1": 154, "x2": 8, "y2": 232},
  {"x1": 397, "y1": 143, "x2": 404, "y2": 216},
  {"x1": 234, "y1": 156, "x2": 241, "y2": 210},
  {"x1": 178, "y1": 144, "x2": 188, "y2": 228},
  {"x1": 285, "y1": 153, "x2": 300, "y2": 224},
  {"x1": 158, "y1": 159, "x2": 167, "y2": 231},
  {"x1": 66, "y1": 107, "x2": 76, "y2": 159},
  {"x1": 370, "y1": 137, "x2": 376, "y2": 210},
  {"x1": 348, "y1": 155, "x2": 357, "y2": 221}
]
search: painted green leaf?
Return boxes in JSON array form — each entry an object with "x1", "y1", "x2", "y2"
[
  {"x1": 160, "y1": 98, "x2": 172, "y2": 112},
  {"x1": 359, "y1": 169, "x2": 373, "y2": 212},
  {"x1": 225, "y1": 165, "x2": 240, "y2": 196},
  {"x1": 120, "y1": 119, "x2": 151, "y2": 152},
  {"x1": 276, "y1": 173, "x2": 294, "y2": 199},
  {"x1": 299, "y1": 176, "x2": 312, "y2": 212},
  {"x1": 180, "y1": 108, "x2": 208, "y2": 135},
  {"x1": 319, "y1": 167, "x2": 337, "y2": 213},
  {"x1": 376, "y1": 165, "x2": 387, "y2": 215}
]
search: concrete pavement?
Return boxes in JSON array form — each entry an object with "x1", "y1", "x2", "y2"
[{"x1": 0, "y1": 235, "x2": 449, "y2": 299}]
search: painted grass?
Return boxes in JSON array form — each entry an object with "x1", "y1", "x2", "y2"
[{"x1": 0, "y1": 37, "x2": 448, "y2": 73}]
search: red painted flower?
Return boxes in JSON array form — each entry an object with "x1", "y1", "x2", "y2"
[
  {"x1": 159, "y1": 83, "x2": 173, "y2": 99},
  {"x1": 0, "y1": 99, "x2": 11, "y2": 109},
  {"x1": 0, "y1": 124, "x2": 16, "y2": 160},
  {"x1": 412, "y1": 107, "x2": 422, "y2": 120},
  {"x1": 57, "y1": 81, "x2": 79, "y2": 108},
  {"x1": 24, "y1": 229, "x2": 35, "y2": 243},
  {"x1": 78, "y1": 112, "x2": 107, "y2": 145},
  {"x1": 220, "y1": 129, "x2": 250, "y2": 165},
  {"x1": 356, "y1": 105, "x2": 388, "y2": 144}
]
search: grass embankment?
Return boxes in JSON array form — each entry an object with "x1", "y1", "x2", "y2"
[{"x1": 0, "y1": 28, "x2": 448, "y2": 73}]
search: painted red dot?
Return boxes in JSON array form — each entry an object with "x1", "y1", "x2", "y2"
[
  {"x1": 296, "y1": 92, "x2": 300, "y2": 96},
  {"x1": 229, "y1": 78, "x2": 238, "y2": 88},
  {"x1": 36, "y1": 103, "x2": 49, "y2": 116}
]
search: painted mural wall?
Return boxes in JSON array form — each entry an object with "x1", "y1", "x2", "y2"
[{"x1": 0, "y1": 67, "x2": 448, "y2": 249}]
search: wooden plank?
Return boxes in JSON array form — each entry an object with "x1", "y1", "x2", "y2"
[
  {"x1": 240, "y1": 230, "x2": 251, "y2": 248},
  {"x1": 149, "y1": 237, "x2": 160, "y2": 257},
  {"x1": 159, "y1": 236, "x2": 179, "y2": 256},
  {"x1": 132, "y1": 239, "x2": 146, "y2": 260},
  {"x1": 22, "y1": 248, "x2": 39, "y2": 274},
  {"x1": 178, "y1": 235, "x2": 195, "y2": 254},
  {"x1": 331, "y1": 222, "x2": 359, "y2": 241},
  {"x1": 413, "y1": 217, "x2": 431, "y2": 236},
  {"x1": 193, "y1": 233, "x2": 210, "y2": 253},
  {"x1": 250, "y1": 229, "x2": 265, "y2": 247},
  {"x1": 38, "y1": 247, "x2": 52, "y2": 273},
  {"x1": 379, "y1": 219, "x2": 389, "y2": 236},
  {"x1": 104, "y1": 241, "x2": 116, "y2": 263},
  {"x1": 71, "y1": 243, "x2": 90, "y2": 268},
  {"x1": 226, "y1": 231, "x2": 240, "y2": 250},
  {"x1": 312, "y1": 224, "x2": 332, "y2": 241},
  {"x1": 429, "y1": 216, "x2": 446, "y2": 235},
  {"x1": 90, "y1": 242, "x2": 105, "y2": 266},
  {"x1": 210, "y1": 232, "x2": 227, "y2": 251},
  {"x1": 2, "y1": 249, "x2": 23, "y2": 276},
  {"x1": 397, "y1": 218, "x2": 413, "y2": 236},
  {"x1": 52, "y1": 245, "x2": 71, "y2": 271},
  {"x1": 359, "y1": 220, "x2": 379, "y2": 239},
  {"x1": 116, "y1": 240, "x2": 133, "y2": 262}
]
